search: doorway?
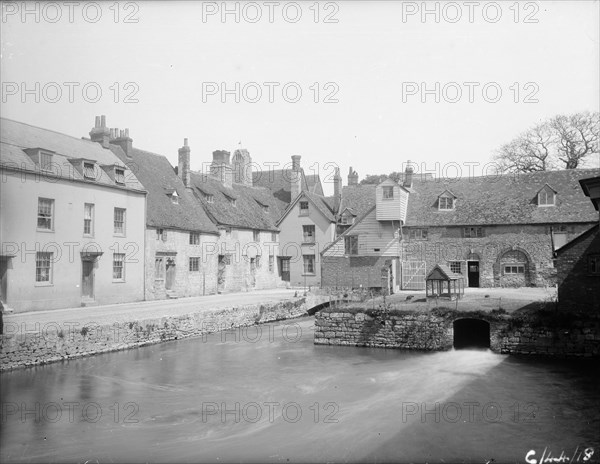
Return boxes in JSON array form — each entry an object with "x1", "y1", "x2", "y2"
[
  {"x1": 467, "y1": 261, "x2": 480, "y2": 287},
  {"x1": 0, "y1": 258, "x2": 8, "y2": 303},
  {"x1": 278, "y1": 257, "x2": 290, "y2": 282},
  {"x1": 81, "y1": 260, "x2": 94, "y2": 299},
  {"x1": 166, "y1": 258, "x2": 176, "y2": 290},
  {"x1": 453, "y1": 318, "x2": 490, "y2": 349}
]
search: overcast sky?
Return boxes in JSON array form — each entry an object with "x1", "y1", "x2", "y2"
[{"x1": 2, "y1": 1, "x2": 599, "y2": 194}]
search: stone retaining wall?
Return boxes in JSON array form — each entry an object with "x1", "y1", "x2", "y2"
[
  {"x1": 314, "y1": 308, "x2": 600, "y2": 357},
  {"x1": 1, "y1": 296, "x2": 323, "y2": 372}
]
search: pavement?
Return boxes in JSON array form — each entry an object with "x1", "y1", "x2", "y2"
[{"x1": 3, "y1": 288, "x2": 300, "y2": 332}]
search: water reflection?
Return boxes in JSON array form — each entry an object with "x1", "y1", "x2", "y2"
[{"x1": 1, "y1": 317, "x2": 598, "y2": 463}]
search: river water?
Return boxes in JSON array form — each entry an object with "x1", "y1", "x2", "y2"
[{"x1": 1, "y1": 317, "x2": 599, "y2": 463}]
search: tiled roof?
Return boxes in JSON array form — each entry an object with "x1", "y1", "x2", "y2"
[
  {"x1": 555, "y1": 224, "x2": 599, "y2": 254},
  {"x1": 339, "y1": 184, "x2": 377, "y2": 218},
  {"x1": 277, "y1": 191, "x2": 336, "y2": 226},
  {"x1": 0, "y1": 117, "x2": 144, "y2": 192},
  {"x1": 406, "y1": 169, "x2": 600, "y2": 226},
  {"x1": 305, "y1": 174, "x2": 324, "y2": 195},
  {"x1": 190, "y1": 172, "x2": 287, "y2": 231},
  {"x1": 252, "y1": 168, "x2": 309, "y2": 203},
  {"x1": 427, "y1": 264, "x2": 462, "y2": 280},
  {"x1": 108, "y1": 145, "x2": 219, "y2": 234}
]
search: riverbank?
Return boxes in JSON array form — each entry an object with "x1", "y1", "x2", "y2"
[{"x1": 1, "y1": 290, "x2": 328, "y2": 371}]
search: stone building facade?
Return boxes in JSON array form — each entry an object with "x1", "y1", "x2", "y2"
[{"x1": 321, "y1": 167, "x2": 600, "y2": 290}]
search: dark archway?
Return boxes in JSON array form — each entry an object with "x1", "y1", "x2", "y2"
[
  {"x1": 453, "y1": 318, "x2": 490, "y2": 349},
  {"x1": 307, "y1": 301, "x2": 331, "y2": 316}
]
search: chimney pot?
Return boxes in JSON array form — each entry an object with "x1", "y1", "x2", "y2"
[
  {"x1": 95, "y1": 116, "x2": 101, "y2": 128},
  {"x1": 184, "y1": 138, "x2": 188, "y2": 147},
  {"x1": 100, "y1": 115, "x2": 106, "y2": 127}
]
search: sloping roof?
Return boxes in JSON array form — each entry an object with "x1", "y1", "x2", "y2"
[
  {"x1": 339, "y1": 184, "x2": 377, "y2": 218},
  {"x1": 190, "y1": 172, "x2": 287, "y2": 231},
  {"x1": 108, "y1": 145, "x2": 219, "y2": 234},
  {"x1": 0, "y1": 117, "x2": 145, "y2": 192},
  {"x1": 406, "y1": 169, "x2": 600, "y2": 227},
  {"x1": 305, "y1": 174, "x2": 324, "y2": 195},
  {"x1": 579, "y1": 176, "x2": 600, "y2": 211},
  {"x1": 276, "y1": 190, "x2": 336, "y2": 226},
  {"x1": 321, "y1": 205, "x2": 377, "y2": 255},
  {"x1": 252, "y1": 168, "x2": 309, "y2": 203},
  {"x1": 554, "y1": 223, "x2": 599, "y2": 255},
  {"x1": 427, "y1": 264, "x2": 462, "y2": 280}
]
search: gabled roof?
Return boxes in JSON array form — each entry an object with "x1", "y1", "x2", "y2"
[
  {"x1": 108, "y1": 145, "x2": 219, "y2": 234},
  {"x1": 0, "y1": 117, "x2": 144, "y2": 192},
  {"x1": 427, "y1": 264, "x2": 462, "y2": 281},
  {"x1": 321, "y1": 205, "x2": 377, "y2": 255},
  {"x1": 276, "y1": 190, "x2": 336, "y2": 226},
  {"x1": 406, "y1": 169, "x2": 600, "y2": 227},
  {"x1": 536, "y1": 183, "x2": 558, "y2": 194},
  {"x1": 305, "y1": 174, "x2": 324, "y2": 196},
  {"x1": 438, "y1": 189, "x2": 457, "y2": 198},
  {"x1": 190, "y1": 172, "x2": 287, "y2": 231},
  {"x1": 252, "y1": 168, "x2": 309, "y2": 203}
]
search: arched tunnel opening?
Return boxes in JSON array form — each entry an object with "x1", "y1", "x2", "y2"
[
  {"x1": 453, "y1": 318, "x2": 490, "y2": 349},
  {"x1": 307, "y1": 301, "x2": 331, "y2": 316}
]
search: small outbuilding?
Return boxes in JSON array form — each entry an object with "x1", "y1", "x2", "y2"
[{"x1": 426, "y1": 264, "x2": 465, "y2": 300}]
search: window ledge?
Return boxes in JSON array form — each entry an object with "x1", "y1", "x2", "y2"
[
  {"x1": 302, "y1": 241, "x2": 316, "y2": 245},
  {"x1": 37, "y1": 229, "x2": 55, "y2": 233},
  {"x1": 34, "y1": 282, "x2": 53, "y2": 287},
  {"x1": 112, "y1": 280, "x2": 126, "y2": 283},
  {"x1": 301, "y1": 273, "x2": 316, "y2": 276}
]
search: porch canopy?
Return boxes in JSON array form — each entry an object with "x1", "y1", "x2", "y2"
[{"x1": 426, "y1": 264, "x2": 464, "y2": 300}]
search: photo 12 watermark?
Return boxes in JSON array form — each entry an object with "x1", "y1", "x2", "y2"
[
  {"x1": 400, "y1": 1, "x2": 540, "y2": 24},
  {"x1": 200, "y1": 1, "x2": 339, "y2": 23},
  {"x1": 1, "y1": 81, "x2": 140, "y2": 104},
  {"x1": 201, "y1": 81, "x2": 340, "y2": 104},
  {"x1": 200, "y1": 401, "x2": 340, "y2": 424},
  {"x1": 1, "y1": 2, "x2": 140, "y2": 24},
  {"x1": 1, "y1": 401, "x2": 140, "y2": 423}
]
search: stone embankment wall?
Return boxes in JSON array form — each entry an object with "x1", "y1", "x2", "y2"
[
  {"x1": 314, "y1": 307, "x2": 600, "y2": 357},
  {"x1": 1, "y1": 295, "x2": 324, "y2": 372}
]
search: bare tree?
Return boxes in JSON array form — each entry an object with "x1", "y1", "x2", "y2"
[
  {"x1": 551, "y1": 111, "x2": 599, "y2": 169},
  {"x1": 495, "y1": 111, "x2": 599, "y2": 172}
]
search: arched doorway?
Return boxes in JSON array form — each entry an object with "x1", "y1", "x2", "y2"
[
  {"x1": 498, "y1": 249, "x2": 530, "y2": 287},
  {"x1": 453, "y1": 318, "x2": 490, "y2": 349}
]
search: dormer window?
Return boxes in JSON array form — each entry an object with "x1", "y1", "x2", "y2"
[
  {"x1": 83, "y1": 162, "x2": 96, "y2": 180},
  {"x1": 24, "y1": 148, "x2": 56, "y2": 171},
  {"x1": 438, "y1": 193, "x2": 455, "y2": 211},
  {"x1": 256, "y1": 200, "x2": 269, "y2": 213},
  {"x1": 382, "y1": 186, "x2": 394, "y2": 199},
  {"x1": 224, "y1": 194, "x2": 236, "y2": 207},
  {"x1": 537, "y1": 185, "x2": 556, "y2": 207},
  {"x1": 40, "y1": 152, "x2": 53, "y2": 171},
  {"x1": 204, "y1": 193, "x2": 214, "y2": 203},
  {"x1": 115, "y1": 168, "x2": 125, "y2": 185},
  {"x1": 171, "y1": 192, "x2": 179, "y2": 204}
]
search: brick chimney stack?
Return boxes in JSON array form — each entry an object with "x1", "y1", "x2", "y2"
[
  {"x1": 403, "y1": 161, "x2": 414, "y2": 188},
  {"x1": 333, "y1": 166, "x2": 342, "y2": 211},
  {"x1": 110, "y1": 127, "x2": 133, "y2": 158},
  {"x1": 211, "y1": 150, "x2": 233, "y2": 188},
  {"x1": 89, "y1": 115, "x2": 110, "y2": 148},
  {"x1": 233, "y1": 148, "x2": 252, "y2": 187},
  {"x1": 290, "y1": 155, "x2": 302, "y2": 200},
  {"x1": 348, "y1": 167, "x2": 358, "y2": 186},
  {"x1": 178, "y1": 138, "x2": 191, "y2": 188}
]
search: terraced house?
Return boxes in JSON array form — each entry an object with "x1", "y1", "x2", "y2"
[
  {"x1": 189, "y1": 148, "x2": 287, "y2": 292},
  {"x1": 88, "y1": 116, "x2": 222, "y2": 300},
  {"x1": 265, "y1": 160, "x2": 377, "y2": 288},
  {"x1": 0, "y1": 117, "x2": 146, "y2": 312},
  {"x1": 322, "y1": 165, "x2": 600, "y2": 291}
]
